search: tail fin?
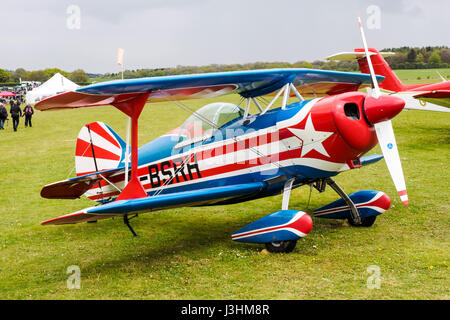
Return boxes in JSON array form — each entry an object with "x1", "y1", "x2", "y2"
[
  {"x1": 75, "y1": 121, "x2": 127, "y2": 176},
  {"x1": 354, "y1": 48, "x2": 406, "y2": 92}
]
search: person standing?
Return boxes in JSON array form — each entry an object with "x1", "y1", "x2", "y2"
[
  {"x1": 10, "y1": 99, "x2": 22, "y2": 132},
  {"x1": 23, "y1": 104, "x2": 34, "y2": 127},
  {"x1": 0, "y1": 100, "x2": 8, "y2": 130}
]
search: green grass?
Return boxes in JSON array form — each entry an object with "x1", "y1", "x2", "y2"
[
  {"x1": 0, "y1": 75, "x2": 449, "y2": 300},
  {"x1": 394, "y1": 68, "x2": 450, "y2": 84}
]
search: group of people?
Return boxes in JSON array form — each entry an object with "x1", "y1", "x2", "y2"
[{"x1": 0, "y1": 98, "x2": 34, "y2": 131}]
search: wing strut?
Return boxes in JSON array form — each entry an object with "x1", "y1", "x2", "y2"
[{"x1": 112, "y1": 92, "x2": 150, "y2": 200}]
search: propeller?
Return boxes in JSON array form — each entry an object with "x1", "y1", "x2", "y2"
[{"x1": 357, "y1": 15, "x2": 408, "y2": 206}]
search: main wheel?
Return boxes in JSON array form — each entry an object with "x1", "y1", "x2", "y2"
[
  {"x1": 265, "y1": 240, "x2": 297, "y2": 253},
  {"x1": 347, "y1": 215, "x2": 377, "y2": 227}
]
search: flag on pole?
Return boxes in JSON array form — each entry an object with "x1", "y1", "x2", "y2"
[{"x1": 117, "y1": 48, "x2": 124, "y2": 66}]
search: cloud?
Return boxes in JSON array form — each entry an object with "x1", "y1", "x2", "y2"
[{"x1": 0, "y1": 0, "x2": 448, "y2": 73}]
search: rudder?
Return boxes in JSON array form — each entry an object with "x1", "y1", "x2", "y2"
[
  {"x1": 75, "y1": 121, "x2": 127, "y2": 176},
  {"x1": 355, "y1": 48, "x2": 406, "y2": 92}
]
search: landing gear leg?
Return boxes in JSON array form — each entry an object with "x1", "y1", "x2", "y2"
[
  {"x1": 282, "y1": 178, "x2": 295, "y2": 210},
  {"x1": 325, "y1": 178, "x2": 362, "y2": 226},
  {"x1": 264, "y1": 178, "x2": 298, "y2": 253},
  {"x1": 123, "y1": 214, "x2": 139, "y2": 237}
]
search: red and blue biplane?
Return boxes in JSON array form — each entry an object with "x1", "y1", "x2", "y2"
[{"x1": 36, "y1": 20, "x2": 408, "y2": 253}]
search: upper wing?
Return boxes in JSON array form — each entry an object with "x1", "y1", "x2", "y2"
[
  {"x1": 35, "y1": 69, "x2": 382, "y2": 111},
  {"x1": 41, "y1": 182, "x2": 265, "y2": 225}
]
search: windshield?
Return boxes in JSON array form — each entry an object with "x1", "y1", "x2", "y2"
[{"x1": 177, "y1": 102, "x2": 244, "y2": 143}]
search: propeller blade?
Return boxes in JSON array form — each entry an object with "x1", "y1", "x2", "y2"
[
  {"x1": 357, "y1": 15, "x2": 381, "y2": 98},
  {"x1": 357, "y1": 14, "x2": 408, "y2": 206},
  {"x1": 374, "y1": 120, "x2": 408, "y2": 206}
]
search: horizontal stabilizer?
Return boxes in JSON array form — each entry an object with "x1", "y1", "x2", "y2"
[
  {"x1": 413, "y1": 90, "x2": 450, "y2": 99},
  {"x1": 326, "y1": 51, "x2": 395, "y2": 61},
  {"x1": 413, "y1": 90, "x2": 450, "y2": 109},
  {"x1": 41, "y1": 182, "x2": 265, "y2": 225},
  {"x1": 41, "y1": 207, "x2": 121, "y2": 225},
  {"x1": 40, "y1": 167, "x2": 124, "y2": 199}
]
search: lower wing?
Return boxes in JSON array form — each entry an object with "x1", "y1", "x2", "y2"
[{"x1": 41, "y1": 182, "x2": 265, "y2": 225}]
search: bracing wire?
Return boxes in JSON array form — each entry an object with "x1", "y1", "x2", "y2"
[{"x1": 148, "y1": 93, "x2": 298, "y2": 197}]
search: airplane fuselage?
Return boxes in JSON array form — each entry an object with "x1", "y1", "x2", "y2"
[{"x1": 85, "y1": 93, "x2": 380, "y2": 205}]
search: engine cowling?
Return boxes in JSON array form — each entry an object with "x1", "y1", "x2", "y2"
[{"x1": 306, "y1": 92, "x2": 405, "y2": 163}]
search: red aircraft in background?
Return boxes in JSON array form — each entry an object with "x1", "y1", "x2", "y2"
[{"x1": 327, "y1": 49, "x2": 450, "y2": 112}]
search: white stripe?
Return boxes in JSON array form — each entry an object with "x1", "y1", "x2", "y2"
[
  {"x1": 145, "y1": 157, "x2": 346, "y2": 192},
  {"x1": 87, "y1": 156, "x2": 348, "y2": 198},
  {"x1": 78, "y1": 127, "x2": 121, "y2": 156},
  {"x1": 75, "y1": 156, "x2": 120, "y2": 175},
  {"x1": 232, "y1": 227, "x2": 307, "y2": 240},
  {"x1": 276, "y1": 98, "x2": 319, "y2": 129},
  {"x1": 197, "y1": 137, "x2": 299, "y2": 170}
]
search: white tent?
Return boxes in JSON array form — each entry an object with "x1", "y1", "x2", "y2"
[{"x1": 25, "y1": 73, "x2": 80, "y2": 104}]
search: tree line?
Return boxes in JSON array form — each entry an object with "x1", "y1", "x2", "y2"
[
  {"x1": 1, "y1": 46, "x2": 448, "y2": 85},
  {"x1": 0, "y1": 68, "x2": 90, "y2": 85},
  {"x1": 382, "y1": 46, "x2": 449, "y2": 69},
  {"x1": 97, "y1": 46, "x2": 450, "y2": 81}
]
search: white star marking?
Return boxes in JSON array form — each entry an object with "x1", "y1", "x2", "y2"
[{"x1": 288, "y1": 114, "x2": 333, "y2": 157}]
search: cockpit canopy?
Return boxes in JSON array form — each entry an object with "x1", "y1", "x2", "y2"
[{"x1": 176, "y1": 102, "x2": 244, "y2": 145}]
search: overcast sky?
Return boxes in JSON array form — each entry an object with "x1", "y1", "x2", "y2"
[{"x1": 1, "y1": 0, "x2": 449, "y2": 73}]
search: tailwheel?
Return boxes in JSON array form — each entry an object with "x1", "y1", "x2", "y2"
[
  {"x1": 348, "y1": 215, "x2": 377, "y2": 227},
  {"x1": 265, "y1": 240, "x2": 297, "y2": 253}
]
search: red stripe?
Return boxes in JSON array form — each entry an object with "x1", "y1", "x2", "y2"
[
  {"x1": 398, "y1": 190, "x2": 407, "y2": 196},
  {"x1": 88, "y1": 122, "x2": 120, "y2": 149},
  {"x1": 76, "y1": 139, "x2": 121, "y2": 161},
  {"x1": 196, "y1": 129, "x2": 292, "y2": 162},
  {"x1": 369, "y1": 193, "x2": 391, "y2": 210}
]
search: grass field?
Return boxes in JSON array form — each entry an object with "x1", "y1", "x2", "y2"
[
  {"x1": 395, "y1": 68, "x2": 450, "y2": 85},
  {"x1": 0, "y1": 71, "x2": 449, "y2": 300}
]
